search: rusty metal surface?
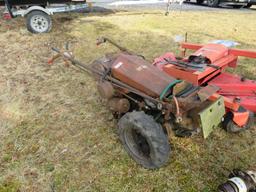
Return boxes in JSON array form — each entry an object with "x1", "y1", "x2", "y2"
[
  {"x1": 97, "y1": 81, "x2": 115, "y2": 99},
  {"x1": 51, "y1": 48, "x2": 213, "y2": 127},
  {"x1": 177, "y1": 93, "x2": 202, "y2": 112},
  {"x1": 111, "y1": 54, "x2": 177, "y2": 98},
  {"x1": 90, "y1": 54, "x2": 115, "y2": 79},
  {"x1": 108, "y1": 98, "x2": 130, "y2": 113},
  {"x1": 197, "y1": 85, "x2": 220, "y2": 102},
  {"x1": 172, "y1": 81, "x2": 192, "y2": 96}
]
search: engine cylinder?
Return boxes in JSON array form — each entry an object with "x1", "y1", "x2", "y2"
[
  {"x1": 97, "y1": 81, "x2": 114, "y2": 99},
  {"x1": 108, "y1": 98, "x2": 130, "y2": 113}
]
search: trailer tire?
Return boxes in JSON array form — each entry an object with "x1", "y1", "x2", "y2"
[
  {"x1": 245, "y1": 3, "x2": 252, "y2": 8},
  {"x1": 196, "y1": 0, "x2": 204, "y2": 4},
  {"x1": 207, "y1": 0, "x2": 219, "y2": 7},
  {"x1": 26, "y1": 11, "x2": 52, "y2": 33},
  {"x1": 223, "y1": 112, "x2": 254, "y2": 133},
  {"x1": 118, "y1": 111, "x2": 170, "y2": 169}
]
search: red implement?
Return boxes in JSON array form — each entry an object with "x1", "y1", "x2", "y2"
[{"x1": 154, "y1": 42, "x2": 256, "y2": 127}]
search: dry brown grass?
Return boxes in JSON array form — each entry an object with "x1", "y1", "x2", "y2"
[{"x1": 0, "y1": 9, "x2": 256, "y2": 192}]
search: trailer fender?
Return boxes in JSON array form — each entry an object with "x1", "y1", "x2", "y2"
[{"x1": 21, "y1": 6, "x2": 52, "y2": 17}]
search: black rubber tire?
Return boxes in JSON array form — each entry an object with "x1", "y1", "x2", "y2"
[
  {"x1": 245, "y1": 3, "x2": 252, "y2": 8},
  {"x1": 223, "y1": 112, "x2": 254, "y2": 133},
  {"x1": 118, "y1": 111, "x2": 170, "y2": 169},
  {"x1": 196, "y1": 0, "x2": 204, "y2": 4},
  {"x1": 232, "y1": 4, "x2": 244, "y2": 8},
  {"x1": 26, "y1": 11, "x2": 52, "y2": 34},
  {"x1": 207, "y1": 0, "x2": 219, "y2": 7}
]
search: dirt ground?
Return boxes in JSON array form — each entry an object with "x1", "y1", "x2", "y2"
[{"x1": 0, "y1": 10, "x2": 256, "y2": 192}]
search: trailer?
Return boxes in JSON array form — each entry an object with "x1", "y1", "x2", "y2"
[{"x1": 1, "y1": 0, "x2": 90, "y2": 33}]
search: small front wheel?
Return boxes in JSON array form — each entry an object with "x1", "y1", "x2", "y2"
[
  {"x1": 118, "y1": 111, "x2": 170, "y2": 169},
  {"x1": 196, "y1": 0, "x2": 204, "y2": 4},
  {"x1": 245, "y1": 3, "x2": 252, "y2": 8},
  {"x1": 223, "y1": 112, "x2": 254, "y2": 133},
  {"x1": 26, "y1": 10, "x2": 52, "y2": 33}
]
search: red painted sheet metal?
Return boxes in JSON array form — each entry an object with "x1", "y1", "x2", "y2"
[
  {"x1": 209, "y1": 73, "x2": 256, "y2": 96},
  {"x1": 181, "y1": 43, "x2": 203, "y2": 50},
  {"x1": 196, "y1": 54, "x2": 237, "y2": 79},
  {"x1": 181, "y1": 42, "x2": 256, "y2": 59},
  {"x1": 161, "y1": 54, "x2": 237, "y2": 85},
  {"x1": 209, "y1": 93, "x2": 240, "y2": 112},
  {"x1": 112, "y1": 53, "x2": 176, "y2": 98},
  {"x1": 233, "y1": 111, "x2": 250, "y2": 127},
  {"x1": 189, "y1": 44, "x2": 229, "y2": 64},
  {"x1": 208, "y1": 73, "x2": 256, "y2": 112},
  {"x1": 224, "y1": 96, "x2": 256, "y2": 113},
  {"x1": 229, "y1": 48, "x2": 256, "y2": 59}
]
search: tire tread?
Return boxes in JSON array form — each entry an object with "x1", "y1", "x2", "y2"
[{"x1": 118, "y1": 111, "x2": 170, "y2": 169}]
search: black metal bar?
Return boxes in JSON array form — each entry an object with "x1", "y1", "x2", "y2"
[
  {"x1": 96, "y1": 37, "x2": 147, "y2": 61},
  {"x1": 164, "y1": 58, "x2": 220, "y2": 70},
  {"x1": 97, "y1": 37, "x2": 132, "y2": 54}
]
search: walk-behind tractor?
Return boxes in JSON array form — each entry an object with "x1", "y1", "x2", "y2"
[{"x1": 49, "y1": 37, "x2": 255, "y2": 169}]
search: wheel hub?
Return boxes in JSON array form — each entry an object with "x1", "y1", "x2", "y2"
[
  {"x1": 31, "y1": 15, "x2": 48, "y2": 33},
  {"x1": 125, "y1": 128, "x2": 151, "y2": 159}
]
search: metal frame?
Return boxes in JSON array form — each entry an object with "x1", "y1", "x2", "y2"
[
  {"x1": 9, "y1": 3, "x2": 88, "y2": 17},
  {"x1": 181, "y1": 42, "x2": 256, "y2": 59}
]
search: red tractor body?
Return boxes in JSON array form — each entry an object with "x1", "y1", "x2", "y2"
[{"x1": 112, "y1": 53, "x2": 176, "y2": 98}]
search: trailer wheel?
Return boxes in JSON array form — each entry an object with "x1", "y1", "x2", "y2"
[
  {"x1": 118, "y1": 111, "x2": 170, "y2": 169},
  {"x1": 223, "y1": 112, "x2": 254, "y2": 133},
  {"x1": 245, "y1": 3, "x2": 252, "y2": 8},
  {"x1": 207, "y1": 0, "x2": 219, "y2": 7},
  {"x1": 196, "y1": 0, "x2": 204, "y2": 4},
  {"x1": 26, "y1": 11, "x2": 52, "y2": 33}
]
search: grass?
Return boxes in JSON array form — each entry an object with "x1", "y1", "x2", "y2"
[{"x1": 0, "y1": 9, "x2": 256, "y2": 192}]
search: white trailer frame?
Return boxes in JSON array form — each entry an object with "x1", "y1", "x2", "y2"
[
  {"x1": 11, "y1": 3, "x2": 89, "y2": 17},
  {"x1": 3, "y1": 2, "x2": 90, "y2": 33}
]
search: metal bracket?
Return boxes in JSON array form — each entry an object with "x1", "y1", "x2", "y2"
[{"x1": 199, "y1": 97, "x2": 225, "y2": 139}]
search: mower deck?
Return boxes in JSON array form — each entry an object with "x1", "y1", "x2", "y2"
[
  {"x1": 154, "y1": 42, "x2": 256, "y2": 128},
  {"x1": 208, "y1": 72, "x2": 256, "y2": 112}
]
